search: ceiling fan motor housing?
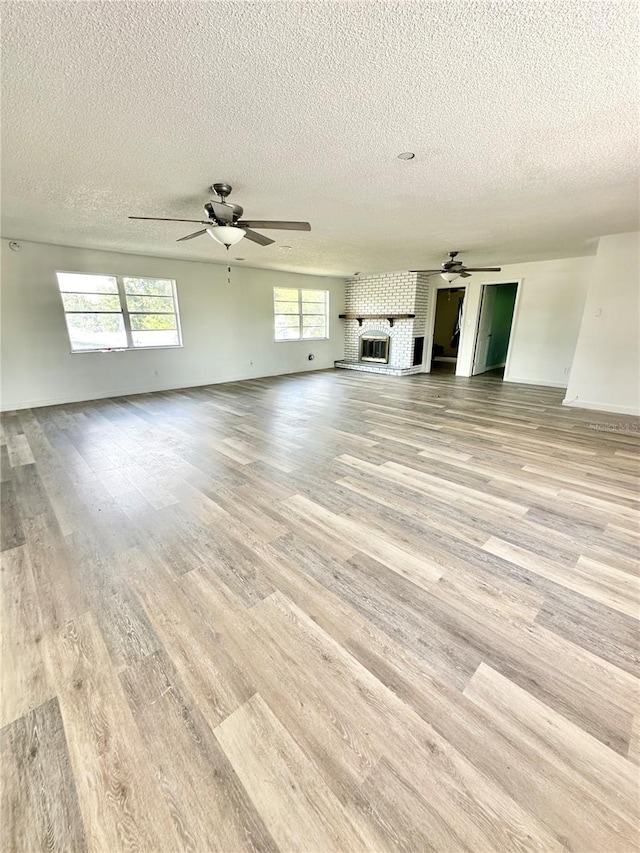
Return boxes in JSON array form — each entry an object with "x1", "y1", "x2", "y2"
[
  {"x1": 204, "y1": 200, "x2": 244, "y2": 223},
  {"x1": 211, "y1": 182, "x2": 233, "y2": 199}
]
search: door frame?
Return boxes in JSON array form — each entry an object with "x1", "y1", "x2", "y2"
[
  {"x1": 470, "y1": 281, "x2": 521, "y2": 378},
  {"x1": 422, "y1": 281, "x2": 469, "y2": 373}
]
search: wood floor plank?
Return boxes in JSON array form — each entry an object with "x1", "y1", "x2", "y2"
[
  {"x1": 42, "y1": 611, "x2": 181, "y2": 852},
  {"x1": 484, "y1": 536, "x2": 640, "y2": 618},
  {"x1": 406, "y1": 567, "x2": 638, "y2": 754},
  {"x1": 246, "y1": 531, "x2": 611, "y2": 849},
  {"x1": 283, "y1": 493, "x2": 443, "y2": 590},
  {"x1": 628, "y1": 713, "x2": 640, "y2": 765},
  {"x1": 96, "y1": 586, "x2": 161, "y2": 672},
  {"x1": 464, "y1": 663, "x2": 639, "y2": 852},
  {"x1": 0, "y1": 481, "x2": 25, "y2": 551},
  {"x1": 337, "y1": 452, "x2": 529, "y2": 523},
  {"x1": 11, "y1": 463, "x2": 53, "y2": 521},
  {"x1": 6, "y1": 433, "x2": 35, "y2": 468},
  {"x1": 186, "y1": 570, "x2": 564, "y2": 850},
  {"x1": 126, "y1": 547, "x2": 257, "y2": 726},
  {"x1": 0, "y1": 445, "x2": 12, "y2": 484},
  {"x1": 382, "y1": 458, "x2": 530, "y2": 517},
  {"x1": 263, "y1": 531, "x2": 481, "y2": 690},
  {"x1": 22, "y1": 513, "x2": 89, "y2": 634},
  {"x1": 120, "y1": 651, "x2": 278, "y2": 852},
  {"x1": 1, "y1": 698, "x2": 87, "y2": 852},
  {"x1": 253, "y1": 591, "x2": 564, "y2": 852},
  {"x1": 347, "y1": 756, "x2": 471, "y2": 852},
  {"x1": 180, "y1": 571, "x2": 384, "y2": 798},
  {"x1": 203, "y1": 484, "x2": 287, "y2": 543},
  {"x1": 335, "y1": 473, "x2": 491, "y2": 547},
  {"x1": 535, "y1": 585, "x2": 640, "y2": 677},
  {"x1": 300, "y1": 587, "x2": 636, "y2": 853},
  {"x1": 215, "y1": 693, "x2": 375, "y2": 852},
  {"x1": 1, "y1": 546, "x2": 53, "y2": 727},
  {"x1": 522, "y1": 463, "x2": 640, "y2": 503}
]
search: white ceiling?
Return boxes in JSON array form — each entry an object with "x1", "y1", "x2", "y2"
[{"x1": 2, "y1": 1, "x2": 638, "y2": 276}]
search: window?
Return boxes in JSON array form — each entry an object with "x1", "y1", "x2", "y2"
[
  {"x1": 56, "y1": 272, "x2": 182, "y2": 352},
  {"x1": 274, "y1": 287, "x2": 329, "y2": 341}
]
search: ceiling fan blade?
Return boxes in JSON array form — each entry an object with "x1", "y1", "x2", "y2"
[
  {"x1": 243, "y1": 229, "x2": 275, "y2": 246},
  {"x1": 459, "y1": 271, "x2": 471, "y2": 278},
  {"x1": 410, "y1": 269, "x2": 445, "y2": 274},
  {"x1": 176, "y1": 229, "x2": 208, "y2": 242},
  {"x1": 129, "y1": 216, "x2": 210, "y2": 223},
  {"x1": 237, "y1": 220, "x2": 311, "y2": 231},
  {"x1": 462, "y1": 267, "x2": 502, "y2": 272},
  {"x1": 205, "y1": 201, "x2": 234, "y2": 222}
]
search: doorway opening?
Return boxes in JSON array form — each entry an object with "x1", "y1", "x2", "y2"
[
  {"x1": 472, "y1": 282, "x2": 518, "y2": 377},
  {"x1": 431, "y1": 287, "x2": 465, "y2": 373}
]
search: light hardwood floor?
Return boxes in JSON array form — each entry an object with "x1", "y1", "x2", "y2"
[{"x1": 1, "y1": 369, "x2": 639, "y2": 852}]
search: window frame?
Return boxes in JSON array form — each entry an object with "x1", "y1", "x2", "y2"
[
  {"x1": 55, "y1": 271, "x2": 183, "y2": 353},
  {"x1": 273, "y1": 287, "x2": 330, "y2": 343}
]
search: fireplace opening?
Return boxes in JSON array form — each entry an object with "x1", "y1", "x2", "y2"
[
  {"x1": 412, "y1": 336, "x2": 425, "y2": 366},
  {"x1": 360, "y1": 334, "x2": 390, "y2": 364}
]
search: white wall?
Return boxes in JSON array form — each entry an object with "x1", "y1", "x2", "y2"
[
  {"x1": 436, "y1": 256, "x2": 592, "y2": 387},
  {"x1": 0, "y1": 239, "x2": 345, "y2": 410},
  {"x1": 564, "y1": 231, "x2": 639, "y2": 415}
]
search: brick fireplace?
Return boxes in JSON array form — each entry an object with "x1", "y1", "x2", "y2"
[{"x1": 335, "y1": 271, "x2": 430, "y2": 375}]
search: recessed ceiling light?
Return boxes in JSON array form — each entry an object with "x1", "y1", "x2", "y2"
[
  {"x1": 279, "y1": 245, "x2": 292, "y2": 250},
  {"x1": 234, "y1": 257, "x2": 245, "y2": 261},
  {"x1": 397, "y1": 152, "x2": 415, "y2": 160}
]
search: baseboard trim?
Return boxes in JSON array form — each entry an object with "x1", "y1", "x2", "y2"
[
  {"x1": 0, "y1": 364, "x2": 332, "y2": 412},
  {"x1": 561, "y1": 398, "x2": 640, "y2": 416},
  {"x1": 503, "y1": 376, "x2": 568, "y2": 389}
]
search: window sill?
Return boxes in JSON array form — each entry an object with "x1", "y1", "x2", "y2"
[
  {"x1": 70, "y1": 344, "x2": 184, "y2": 354},
  {"x1": 274, "y1": 338, "x2": 330, "y2": 343}
]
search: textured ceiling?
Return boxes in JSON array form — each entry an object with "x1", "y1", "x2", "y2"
[{"x1": 1, "y1": 1, "x2": 638, "y2": 276}]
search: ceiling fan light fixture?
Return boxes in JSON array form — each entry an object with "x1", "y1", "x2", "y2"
[
  {"x1": 441, "y1": 271, "x2": 459, "y2": 282},
  {"x1": 207, "y1": 225, "x2": 245, "y2": 247}
]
